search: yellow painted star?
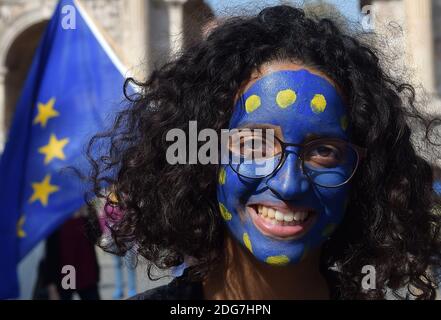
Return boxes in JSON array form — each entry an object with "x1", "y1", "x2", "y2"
[
  {"x1": 33, "y1": 98, "x2": 59, "y2": 128},
  {"x1": 38, "y1": 134, "x2": 69, "y2": 164},
  {"x1": 17, "y1": 215, "x2": 26, "y2": 238},
  {"x1": 29, "y1": 174, "x2": 59, "y2": 207}
]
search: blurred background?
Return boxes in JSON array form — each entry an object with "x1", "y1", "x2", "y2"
[{"x1": 0, "y1": 0, "x2": 439, "y2": 300}]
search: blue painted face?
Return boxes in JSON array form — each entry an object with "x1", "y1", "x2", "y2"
[{"x1": 217, "y1": 69, "x2": 352, "y2": 266}]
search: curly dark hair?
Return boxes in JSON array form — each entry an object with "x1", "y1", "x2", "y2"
[{"x1": 87, "y1": 5, "x2": 441, "y2": 299}]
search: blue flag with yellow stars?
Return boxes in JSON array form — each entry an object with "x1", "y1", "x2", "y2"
[{"x1": 0, "y1": 0, "x2": 129, "y2": 299}]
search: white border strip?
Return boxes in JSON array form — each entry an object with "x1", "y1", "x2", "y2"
[{"x1": 73, "y1": 0, "x2": 132, "y2": 79}]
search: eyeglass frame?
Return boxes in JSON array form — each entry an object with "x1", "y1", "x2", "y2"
[{"x1": 228, "y1": 134, "x2": 367, "y2": 188}]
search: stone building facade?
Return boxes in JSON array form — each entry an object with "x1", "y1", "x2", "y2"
[{"x1": 361, "y1": 0, "x2": 441, "y2": 115}]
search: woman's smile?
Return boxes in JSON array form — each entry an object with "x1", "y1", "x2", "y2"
[{"x1": 247, "y1": 203, "x2": 318, "y2": 240}]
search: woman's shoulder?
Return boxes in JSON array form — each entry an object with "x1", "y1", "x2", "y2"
[{"x1": 129, "y1": 276, "x2": 203, "y2": 300}]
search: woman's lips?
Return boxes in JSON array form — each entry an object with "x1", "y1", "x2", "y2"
[{"x1": 247, "y1": 204, "x2": 317, "y2": 240}]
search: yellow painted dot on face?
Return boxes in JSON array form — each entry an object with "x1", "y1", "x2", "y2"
[
  {"x1": 245, "y1": 95, "x2": 261, "y2": 113},
  {"x1": 310, "y1": 94, "x2": 327, "y2": 114},
  {"x1": 276, "y1": 89, "x2": 297, "y2": 109},
  {"x1": 340, "y1": 115, "x2": 349, "y2": 131},
  {"x1": 321, "y1": 223, "x2": 337, "y2": 238},
  {"x1": 265, "y1": 255, "x2": 290, "y2": 266},
  {"x1": 243, "y1": 233, "x2": 253, "y2": 253},
  {"x1": 218, "y1": 167, "x2": 226, "y2": 185},
  {"x1": 219, "y1": 202, "x2": 232, "y2": 221}
]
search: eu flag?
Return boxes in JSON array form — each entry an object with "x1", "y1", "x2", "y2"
[{"x1": 0, "y1": 0, "x2": 129, "y2": 298}]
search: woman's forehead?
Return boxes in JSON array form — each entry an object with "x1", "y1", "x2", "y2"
[
  {"x1": 238, "y1": 61, "x2": 339, "y2": 96},
  {"x1": 229, "y1": 69, "x2": 349, "y2": 137}
]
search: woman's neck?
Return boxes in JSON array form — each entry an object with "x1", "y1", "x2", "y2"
[{"x1": 202, "y1": 233, "x2": 329, "y2": 300}]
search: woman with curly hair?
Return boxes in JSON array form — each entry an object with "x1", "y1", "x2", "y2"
[{"x1": 88, "y1": 5, "x2": 441, "y2": 299}]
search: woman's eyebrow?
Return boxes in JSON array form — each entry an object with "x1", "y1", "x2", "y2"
[
  {"x1": 237, "y1": 123, "x2": 279, "y2": 130},
  {"x1": 303, "y1": 132, "x2": 348, "y2": 143},
  {"x1": 236, "y1": 123, "x2": 283, "y2": 137},
  {"x1": 303, "y1": 133, "x2": 325, "y2": 142}
]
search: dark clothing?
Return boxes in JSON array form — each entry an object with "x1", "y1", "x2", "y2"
[
  {"x1": 57, "y1": 217, "x2": 100, "y2": 290},
  {"x1": 130, "y1": 275, "x2": 203, "y2": 300},
  {"x1": 59, "y1": 284, "x2": 100, "y2": 300},
  {"x1": 130, "y1": 268, "x2": 341, "y2": 300},
  {"x1": 33, "y1": 215, "x2": 100, "y2": 300}
]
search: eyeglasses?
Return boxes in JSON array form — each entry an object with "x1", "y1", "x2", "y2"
[{"x1": 227, "y1": 129, "x2": 367, "y2": 188}]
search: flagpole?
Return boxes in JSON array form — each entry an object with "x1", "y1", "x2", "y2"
[{"x1": 73, "y1": 0, "x2": 133, "y2": 79}]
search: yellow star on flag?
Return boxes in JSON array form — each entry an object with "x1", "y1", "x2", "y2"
[
  {"x1": 17, "y1": 214, "x2": 26, "y2": 238},
  {"x1": 38, "y1": 134, "x2": 69, "y2": 164},
  {"x1": 33, "y1": 98, "x2": 59, "y2": 128},
  {"x1": 29, "y1": 174, "x2": 59, "y2": 207}
]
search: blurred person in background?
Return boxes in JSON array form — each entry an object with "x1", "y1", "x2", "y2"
[
  {"x1": 33, "y1": 206, "x2": 100, "y2": 300},
  {"x1": 97, "y1": 194, "x2": 137, "y2": 299}
]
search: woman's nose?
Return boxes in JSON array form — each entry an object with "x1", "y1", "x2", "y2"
[{"x1": 265, "y1": 152, "x2": 311, "y2": 201}]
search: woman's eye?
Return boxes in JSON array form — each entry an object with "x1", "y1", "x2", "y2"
[
  {"x1": 306, "y1": 144, "x2": 343, "y2": 167},
  {"x1": 315, "y1": 146, "x2": 338, "y2": 157},
  {"x1": 240, "y1": 138, "x2": 275, "y2": 157},
  {"x1": 228, "y1": 129, "x2": 280, "y2": 160}
]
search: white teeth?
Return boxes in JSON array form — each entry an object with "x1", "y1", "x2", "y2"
[
  {"x1": 296, "y1": 211, "x2": 309, "y2": 221},
  {"x1": 255, "y1": 205, "x2": 311, "y2": 224},
  {"x1": 267, "y1": 208, "x2": 275, "y2": 218},
  {"x1": 275, "y1": 210, "x2": 284, "y2": 221},
  {"x1": 293, "y1": 211, "x2": 309, "y2": 221},
  {"x1": 284, "y1": 212, "x2": 294, "y2": 222}
]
